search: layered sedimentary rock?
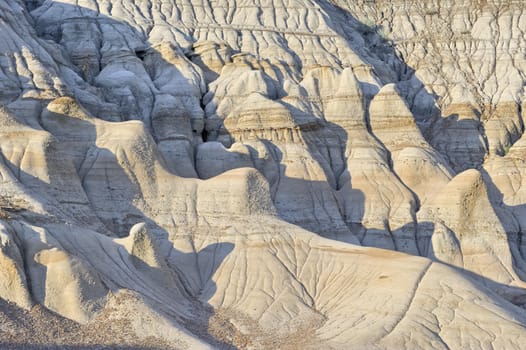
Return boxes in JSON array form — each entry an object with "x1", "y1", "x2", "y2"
[
  {"x1": 336, "y1": 0, "x2": 526, "y2": 169},
  {"x1": 1, "y1": 0, "x2": 526, "y2": 348}
]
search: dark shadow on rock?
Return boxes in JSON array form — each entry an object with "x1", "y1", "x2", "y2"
[
  {"x1": 315, "y1": 0, "x2": 491, "y2": 175},
  {"x1": 0, "y1": 1, "x2": 238, "y2": 344},
  {"x1": 415, "y1": 204, "x2": 526, "y2": 307},
  {"x1": 416, "y1": 217, "x2": 526, "y2": 307},
  {"x1": 480, "y1": 168, "x2": 526, "y2": 282},
  {"x1": 23, "y1": 0, "x2": 206, "y2": 178},
  {"x1": 2, "y1": 0, "x2": 526, "y2": 346},
  {"x1": 184, "y1": 1, "x2": 441, "y2": 247},
  {"x1": 315, "y1": 1, "x2": 439, "y2": 113},
  {"x1": 0, "y1": 148, "x2": 237, "y2": 348},
  {"x1": 428, "y1": 112, "x2": 488, "y2": 172}
]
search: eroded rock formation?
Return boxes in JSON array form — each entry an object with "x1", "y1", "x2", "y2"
[{"x1": 1, "y1": 0, "x2": 526, "y2": 348}]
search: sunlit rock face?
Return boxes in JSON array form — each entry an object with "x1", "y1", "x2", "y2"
[{"x1": 1, "y1": 0, "x2": 526, "y2": 348}]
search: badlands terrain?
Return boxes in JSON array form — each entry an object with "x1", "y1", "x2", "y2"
[{"x1": 2, "y1": 0, "x2": 526, "y2": 348}]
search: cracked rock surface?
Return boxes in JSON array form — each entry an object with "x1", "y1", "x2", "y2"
[{"x1": 1, "y1": 0, "x2": 526, "y2": 348}]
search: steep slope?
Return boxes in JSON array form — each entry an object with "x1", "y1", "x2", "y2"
[
  {"x1": 0, "y1": 0, "x2": 526, "y2": 348},
  {"x1": 335, "y1": 0, "x2": 526, "y2": 169}
]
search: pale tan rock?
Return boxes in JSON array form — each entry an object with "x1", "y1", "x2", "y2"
[
  {"x1": 0, "y1": 0, "x2": 526, "y2": 348},
  {"x1": 341, "y1": 0, "x2": 526, "y2": 171},
  {"x1": 123, "y1": 223, "x2": 166, "y2": 269},
  {"x1": 189, "y1": 40, "x2": 233, "y2": 83},
  {"x1": 369, "y1": 84, "x2": 453, "y2": 203},
  {"x1": 0, "y1": 221, "x2": 32, "y2": 310},
  {"x1": 11, "y1": 221, "x2": 108, "y2": 323},
  {"x1": 417, "y1": 169, "x2": 525, "y2": 290},
  {"x1": 195, "y1": 142, "x2": 253, "y2": 179}
]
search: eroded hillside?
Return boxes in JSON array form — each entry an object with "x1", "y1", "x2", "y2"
[{"x1": 1, "y1": 0, "x2": 526, "y2": 348}]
